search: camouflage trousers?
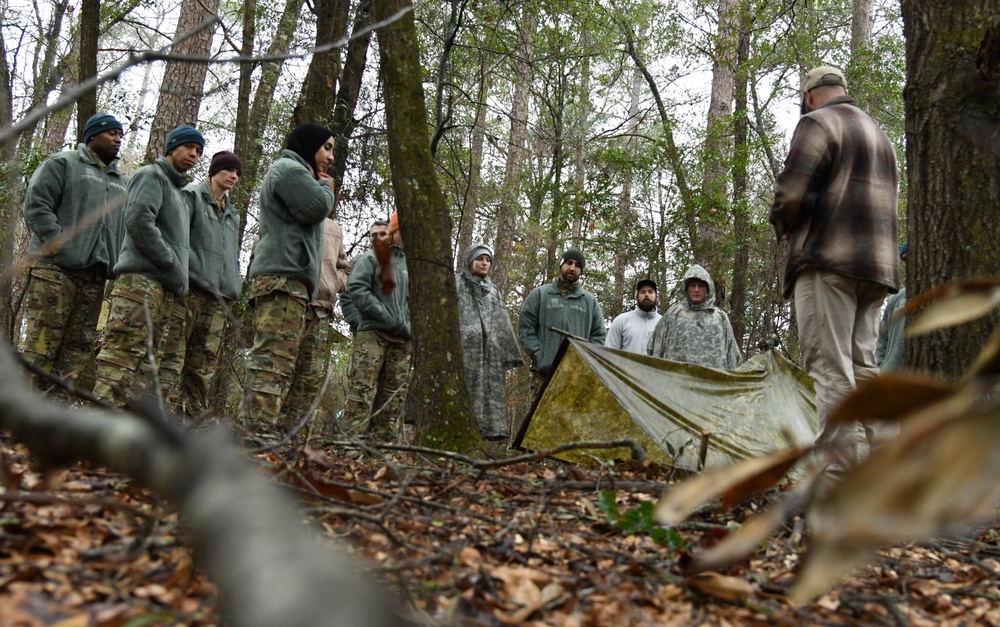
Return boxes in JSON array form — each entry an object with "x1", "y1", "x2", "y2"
[
  {"x1": 159, "y1": 288, "x2": 229, "y2": 417},
  {"x1": 282, "y1": 305, "x2": 335, "y2": 428},
  {"x1": 93, "y1": 273, "x2": 177, "y2": 409},
  {"x1": 239, "y1": 277, "x2": 309, "y2": 426},
  {"x1": 340, "y1": 330, "x2": 412, "y2": 440},
  {"x1": 18, "y1": 261, "x2": 106, "y2": 399}
]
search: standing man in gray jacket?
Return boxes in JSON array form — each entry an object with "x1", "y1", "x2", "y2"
[
  {"x1": 94, "y1": 124, "x2": 204, "y2": 408},
  {"x1": 159, "y1": 150, "x2": 243, "y2": 416},
  {"x1": 340, "y1": 211, "x2": 411, "y2": 440},
  {"x1": 19, "y1": 113, "x2": 128, "y2": 399},
  {"x1": 518, "y1": 248, "x2": 606, "y2": 379}
]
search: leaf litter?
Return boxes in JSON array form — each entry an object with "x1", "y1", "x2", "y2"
[{"x1": 2, "y1": 433, "x2": 1000, "y2": 626}]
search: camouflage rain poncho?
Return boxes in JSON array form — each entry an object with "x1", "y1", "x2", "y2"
[
  {"x1": 646, "y1": 264, "x2": 742, "y2": 369},
  {"x1": 456, "y1": 266, "x2": 524, "y2": 439}
]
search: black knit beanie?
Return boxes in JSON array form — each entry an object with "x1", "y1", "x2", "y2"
[{"x1": 285, "y1": 123, "x2": 334, "y2": 178}]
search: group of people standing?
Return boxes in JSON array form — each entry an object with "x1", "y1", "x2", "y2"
[{"x1": 18, "y1": 61, "x2": 904, "y2": 470}]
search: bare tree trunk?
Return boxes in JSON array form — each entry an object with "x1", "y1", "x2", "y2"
[
  {"x1": 493, "y1": 8, "x2": 536, "y2": 301},
  {"x1": 43, "y1": 33, "x2": 80, "y2": 154},
  {"x1": 698, "y1": 0, "x2": 738, "y2": 294},
  {"x1": 77, "y1": 0, "x2": 100, "y2": 141},
  {"x1": 902, "y1": 0, "x2": 1000, "y2": 378},
  {"x1": 293, "y1": 0, "x2": 350, "y2": 127},
  {"x1": 144, "y1": 0, "x2": 220, "y2": 162},
  {"x1": 232, "y1": 0, "x2": 306, "y2": 245},
  {"x1": 612, "y1": 58, "x2": 644, "y2": 318},
  {"x1": 571, "y1": 34, "x2": 590, "y2": 242},
  {"x1": 330, "y1": 0, "x2": 372, "y2": 193},
  {"x1": 851, "y1": 0, "x2": 874, "y2": 53},
  {"x1": 374, "y1": 0, "x2": 482, "y2": 454},
  {"x1": 0, "y1": 28, "x2": 20, "y2": 341},
  {"x1": 729, "y1": 23, "x2": 751, "y2": 351},
  {"x1": 456, "y1": 56, "x2": 490, "y2": 264},
  {"x1": 17, "y1": 0, "x2": 71, "y2": 157}
]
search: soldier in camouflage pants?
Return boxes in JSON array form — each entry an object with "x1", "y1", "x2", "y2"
[
  {"x1": 341, "y1": 330, "x2": 412, "y2": 437},
  {"x1": 19, "y1": 113, "x2": 128, "y2": 399}
]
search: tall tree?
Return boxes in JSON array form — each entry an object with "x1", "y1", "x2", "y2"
[
  {"x1": 330, "y1": 0, "x2": 373, "y2": 192},
  {"x1": 77, "y1": 0, "x2": 100, "y2": 141},
  {"x1": 144, "y1": 0, "x2": 220, "y2": 161},
  {"x1": 293, "y1": 0, "x2": 350, "y2": 126},
  {"x1": 374, "y1": 0, "x2": 481, "y2": 454},
  {"x1": 492, "y1": 8, "x2": 536, "y2": 301},
  {"x1": 0, "y1": 26, "x2": 19, "y2": 340},
  {"x1": 698, "y1": 0, "x2": 738, "y2": 285},
  {"x1": 456, "y1": 57, "x2": 490, "y2": 263},
  {"x1": 902, "y1": 1, "x2": 1000, "y2": 377}
]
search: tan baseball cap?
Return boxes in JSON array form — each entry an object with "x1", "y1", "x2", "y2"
[{"x1": 802, "y1": 66, "x2": 847, "y2": 92}]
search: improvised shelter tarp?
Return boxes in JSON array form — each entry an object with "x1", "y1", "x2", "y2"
[{"x1": 514, "y1": 339, "x2": 818, "y2": 469}]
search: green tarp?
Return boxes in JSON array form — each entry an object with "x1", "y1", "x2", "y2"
[{"x1": 514, "y1": 339, "x2": 819, "y2": 469}]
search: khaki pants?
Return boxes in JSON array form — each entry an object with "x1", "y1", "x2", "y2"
[{"x1": 794, "y1": 269, "x2": 891, "y2": 476}]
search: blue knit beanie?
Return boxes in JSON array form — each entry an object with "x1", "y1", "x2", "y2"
[
  {"x1": 900, "y1": 242, "x2": 908, "y2": 258},
  {"x1": 165, "y1": 125, "x2": 205, "y2": 155},
  {"x1": 83, "y1": 114, "x2": 123, "y2": 144}
]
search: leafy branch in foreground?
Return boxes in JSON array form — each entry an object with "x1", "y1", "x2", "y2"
[
  {"x1": 654, "y1": 278, "x2": 1000, "y2": 602},
  {"x1": 599, "y1": 491, "x2": 687, "y2": 549}
]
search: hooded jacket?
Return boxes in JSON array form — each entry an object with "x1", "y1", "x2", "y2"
[
  {"x1": 646, "y1": 265, "x2": 742, "y2": 369},
  {"x1": 456, "y1": 258, "x2": 524, "y2": 438},
  {"x1": 114, "y1": 157, "x2": 194, "y2": 296},
  {"x1": 24, "y1": 144, "x2": 128, "y2": 277}
]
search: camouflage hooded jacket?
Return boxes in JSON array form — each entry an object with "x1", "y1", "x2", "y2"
[
  {"x1": 646, "y1": 264, "x2": 742, "y2": 370},
  {"x1": 456, "y1": 268, "x2": 524, "y2": 439}
]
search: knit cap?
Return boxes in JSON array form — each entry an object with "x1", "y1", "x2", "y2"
[
  {"x1": 83, "y1": 114, "x2": 123, "y2": 143},
  {"x1": 209, "y1": 151, "x2": 243, "y2": 177},
  {"x1": 165, "y1": 124, "x2": 205, "y2": 155},
  {"x1": 561, "y1": 248, "x2": 586, "y2": 272}
]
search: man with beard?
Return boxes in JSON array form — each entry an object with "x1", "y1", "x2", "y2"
[
  {"x1": 646, "y1": 264, "x2": 742, "y2": 369},
  {"x1": 518, "y1": 248, "x2": 606, "y2": 379},
  {"x1": 19, "y1": 113, "x2": 129, "y2": 399},
  {"x1": 607, "y1": 279, "x2": 661, "y2": 354}
]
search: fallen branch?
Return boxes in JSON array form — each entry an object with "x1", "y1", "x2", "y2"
[{"x1": 0, "y1": 341, "x2": 399, "y2": 627}]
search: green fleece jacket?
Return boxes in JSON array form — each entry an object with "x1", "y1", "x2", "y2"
[
  {"x1": 185, "y1": 180, "x2": 242, "y2": 301},
  {"x1": 114, "y1": 157, "x2": 194, "y2": 296},
  {"x1": 23, "y1": 143, "x2": 128, "y2": 276},
  {"x1": 247, "y1": 150, "x2": 334, "y2": 299},
  {"x1": 518, "y1": 279, "x2": 606, "y2": 375},
  {"x1": 346, "y1": 246, "x2": 410, "y2": 339}
]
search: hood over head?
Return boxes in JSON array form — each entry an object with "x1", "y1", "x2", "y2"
[{"x1": 680, "y1": 264, "x2": 715, "y2": 310}]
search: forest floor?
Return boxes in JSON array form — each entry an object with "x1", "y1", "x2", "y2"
[{"x1": 2, "y1": 430, "x2": 1000, "y2": 627}]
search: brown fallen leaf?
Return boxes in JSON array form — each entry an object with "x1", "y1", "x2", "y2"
[
  {"x1": 655, "y1": 446, "x2": 809, "y2": 526},
  {"x1": 824, "y1": 374, "x2": 956, "y2": 426},
  {"x1": 686, "y1": 571, "x2": 754, "y2": 601}
]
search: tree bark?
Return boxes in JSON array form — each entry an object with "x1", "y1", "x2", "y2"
[
  {"x1": 232, "y1": 0, "x2": 306, "y2": 246},
  {"x1": 374, "y1": 0, "x2": 482, "y2": 454},
  {"x1": 612, "y1": 55, "x2": 644, "y2": 318},
  {"x1": 729, "y1": 23, "x2": 751, "y2": 351},
  {"x1": 0, "y1": 28, "x2": 20, "y2": 341},
  {"x1": 456, "y1": 56, "x2": 490, "y2": 264},
  {"x1": 902, "y1": 0, "x2": 1000, "y2": 377},
  {"x1": 77, "y1": 0, "x2": 100, "y2": 142},
  {"x1": 17, "y1": 0, "x2": 71, "y2": 157},
  {"x1": 492, "y1": 8, "x2": 536, "y2": 301},
  {"x1": 144, "y1": 0, "x2": 220, "y2": 162},
  {"x1": 699, "y1": 0, "x2": 738, "y2": 292},
  {"x1": 330, "y1": 0, "x2": 373, "y2": 193},
  {"x1": 293, "y1": 0, "x2": 351, "y2": 127}
]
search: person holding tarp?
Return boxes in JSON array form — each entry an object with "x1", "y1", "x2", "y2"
[
  {"x1": 456, "y1": 245, "x2": 524, "y2": 442},
  {"x1": 646, "y1": 264, "x2": 742, "y2": 369}
]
